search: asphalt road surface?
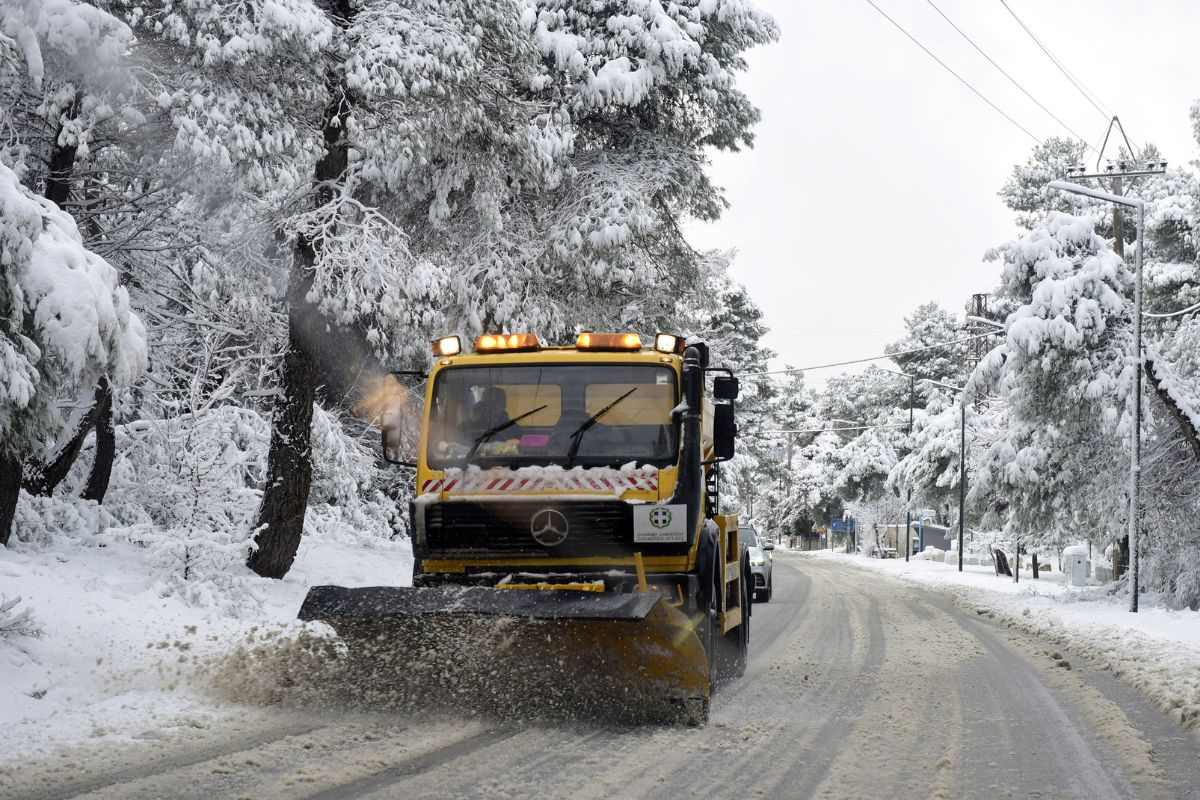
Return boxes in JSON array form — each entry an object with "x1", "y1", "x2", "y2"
[{"x1": 6, "y1": 553, "x2": 1199, "y2": 800}]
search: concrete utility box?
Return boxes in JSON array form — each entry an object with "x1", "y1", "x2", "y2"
[{"x1": 1063, "y1": 545, "x2": 1090, "y2": 586}]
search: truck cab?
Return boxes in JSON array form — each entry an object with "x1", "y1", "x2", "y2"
[{"x1": 385, "y1": 332, "x2": 739, "y2": 603}]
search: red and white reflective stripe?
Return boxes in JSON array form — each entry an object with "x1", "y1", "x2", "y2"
[{"x1": 423, "y1": 469, "x2": 660, "y2": 494}]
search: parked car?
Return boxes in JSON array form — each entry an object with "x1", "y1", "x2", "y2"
[{"x1": 741, "y1": 525, "x2": 773, "y2": 602}]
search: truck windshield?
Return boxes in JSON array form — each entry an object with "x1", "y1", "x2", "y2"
[{"x1": 427, "y1": 364, "x2": 678, "y2": 469}]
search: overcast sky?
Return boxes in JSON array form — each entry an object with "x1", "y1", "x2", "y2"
[{"x1": 687, "y1": 0, "x2": 1200, "y2": 380}]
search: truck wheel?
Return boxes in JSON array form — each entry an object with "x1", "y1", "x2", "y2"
[
  {"x1": 716, "y1": 566, "x2": 749, "y2": 681},
  {"x1": 702, "y1": 569, "x2": 720, "y2": 691}
]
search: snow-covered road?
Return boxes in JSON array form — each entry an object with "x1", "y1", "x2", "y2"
[{"x1": 6, "y1": 554, "x2": 1199, "y2": 800}]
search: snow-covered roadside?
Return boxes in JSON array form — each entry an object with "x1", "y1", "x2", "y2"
[
  {"x1": 0, "y1": 533, "x2": 413, "y2": 764},
  {"x1": 790, "y1": 549, "x2": 1200, "y2": 730}
]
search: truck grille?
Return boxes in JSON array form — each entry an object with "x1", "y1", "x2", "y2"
[{"x1": 424, "y1": 501, "x2": 634, "y2": 558}]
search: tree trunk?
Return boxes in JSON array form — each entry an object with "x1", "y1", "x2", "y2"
[
  {"x1": 21, "y1": 96, "x2": 86, "y2": 499},
  {"x1": 246, "y1": 319, "x2": 321, "y2": 578},
  {"x1": 82, "y1": 380, "x2": 114, "y2": 502},
  {"x1": 248, "y1": 15, "x2": 353, "y2": 578},
  {"x1": 43, "y1": 94, "x2": 81, "y2": 208},
  {"x1": 0, "y1": 451, "x2": 21, "y2": 547},
  {"x1": 1144, "y1": 357, "x2": 1200, "y2": 463},
  {"x1": 25, "y1": 381, "x2": 109, "y2": 496}
]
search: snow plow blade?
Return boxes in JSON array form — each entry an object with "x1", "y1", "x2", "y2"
[{"x1": 297, "y1": 585, "x2": 710, "y2": 723}]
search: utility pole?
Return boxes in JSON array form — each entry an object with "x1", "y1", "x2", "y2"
[
  {"x1": 957, "y1": 396, "x2": 966, "y2": 572},
  {"x1": 1054, "y1": 141, "x2": 1162, "y2": 612},
  {"x1": 1111, "y1": 175, "x2": 1124, "y2": 260},
  {"x1": 908, "y1": 375, "x2": 914, "y2": 432}
]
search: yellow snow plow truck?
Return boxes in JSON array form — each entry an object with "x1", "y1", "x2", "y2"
[{"x1": 298, "y1": 332, "x2": 749, "y2": 724}]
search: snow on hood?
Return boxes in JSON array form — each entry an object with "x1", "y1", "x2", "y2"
[{"x1": 433, "y1": 463, "x2": 660, "y2": 498}]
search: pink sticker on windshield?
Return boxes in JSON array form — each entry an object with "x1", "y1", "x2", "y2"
[{"x1": 519, "y1": 434, "x2": 550, "y2": 448}]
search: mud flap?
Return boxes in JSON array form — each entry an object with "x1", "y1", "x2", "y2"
[{"x1": 298, "y1": 585, "x2": 710, "y2": 722}]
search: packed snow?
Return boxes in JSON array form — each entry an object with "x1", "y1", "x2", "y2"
[{"x1": 800, "y1": 548, "x2": 1200, "y2": 730}]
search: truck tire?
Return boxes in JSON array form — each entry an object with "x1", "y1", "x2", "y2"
[
  {"x1": 703, "y1": 565, "x2": 720, "y2": 690},
  {"x1": 716, "y1": 556, "x2": 749, "y2": 681}
]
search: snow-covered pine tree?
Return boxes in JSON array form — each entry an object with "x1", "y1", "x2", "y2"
[
  {"x1": 996, "y1": 134, "x2": 1200, "y2": 585},
  {"x1": 788, "y1": 430, "x2": 845, "y2": 537},
  {"x1": 814, "y1": 366, "x2": 909, "y2": 429},
  {"x1": 0, "y1": 0, "x2": 145, "y2": 500},
  {"x1": 1000, "y1": 137, "x2": 1097, "y2": 232},
  {"x1": 416, "y1": 1, "x2": 780, "y2": 344},
  {"x1": 832, "y1": 428, "x2": 897, "y2": 508},
  {"x1": 884, "y1": 302, "x2": 969, "y2": 386},
  {"x1": 887, "y1": 390, "x2": 969, "y2": 515},
  {"x1": 969, "y1": 212, "x2": 1133, "y2": 551},
  {"x1": 688, "y1": 277, "x2": 778, "y2": 516},
  {"x1": 0, "y1": 162, "x2": 147, "y2": 545}
]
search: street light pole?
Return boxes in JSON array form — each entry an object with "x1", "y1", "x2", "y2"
[
  {"x1": 957, "y1": 393, "x2": 966, "y2": 572},
  {"x1": 1048, "y1": 180, "x2": 1146, "y2": 613}
]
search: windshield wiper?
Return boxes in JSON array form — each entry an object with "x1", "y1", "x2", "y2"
[
  {"x1": 463, "y1": 404, "x2": 548, "y2": 466},
  {"x1": 565, "y1": 388, "x2": 637, "y2": 466}
]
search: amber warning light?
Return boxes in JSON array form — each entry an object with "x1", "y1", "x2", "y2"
[
  {"x1": 474, "y1": 333, "x2": 542, "y2": 352},
  {"x1": 575, "y1": 332, "x2": 643, "y2": 351},
  {"x1": 431, "y1": 335, "x2": 461, "y2": 357}
]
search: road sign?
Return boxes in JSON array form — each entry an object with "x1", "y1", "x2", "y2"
[{"x1": 830, "y1": 518, "x2": 856, "y2": 533}]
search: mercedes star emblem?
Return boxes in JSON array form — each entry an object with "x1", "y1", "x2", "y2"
[{"x1": 530, "y1": 508, "x2": 569, "y2": 547}]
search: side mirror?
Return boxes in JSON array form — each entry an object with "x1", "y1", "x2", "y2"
[
  {"x1": 763, "y1": 541, "x2": 775, "y2": 551},
  {"x1": 713, "y1": 375, "x2": 740, "y2": 401},
  {"x1": 378, "y1": 373, "x2": 422, "y2": 467},
  {"x1": 382, "y1": 419, "x2": 409, "y2": 465},
  {"x1": 713, "y1": 402, "x2": 736, "y2": 460}
]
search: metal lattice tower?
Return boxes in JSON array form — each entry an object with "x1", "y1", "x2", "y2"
[{"x1": 966, "y1": 293, "x2": 991, "y2": 373}]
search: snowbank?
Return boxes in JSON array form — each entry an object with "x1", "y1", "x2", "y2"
[
  {"x1": 800, "y1": 550, "x2": 1200, "y2": 729},
  {"x1": 0, "y1": 526, "x2": 412, "y2": 763}
]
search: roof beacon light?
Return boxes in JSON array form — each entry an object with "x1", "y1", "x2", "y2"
[
  {"x1": 654, "y1": 333, "x2": 686, "y2": 355},
  {"x1": 431, "y1": 335, "x2": 462, "y2": 357},
  {"x1": 576, "y1": 332, "x2": 643, "y2": 351},
  {"x1": 474, "y1": 333, "x2": 541, "y2": 353}
]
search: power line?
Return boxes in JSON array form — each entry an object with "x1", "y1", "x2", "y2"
[
  {"x1": 998, "y1": 0, "x2": 1113, "y2": 124},
  {"x1": 738, "y1": 330, "x2": 1004, "y2": 379},
  {"x1": 764, "y1": 423, "x2": 913, "y2": 435},
  {"x1": 1143, "y1": 300, "x2": 1200, "y2": 319},
  {"x1": 924, "y1": 0, "x2": 1098, "y2": 154},
  {"x1": 771, "y1": 330, "x2": 904, "y2": 337},
  {"x1": 863, "y1": 0, "x2": 1043, "y2": 146}
]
